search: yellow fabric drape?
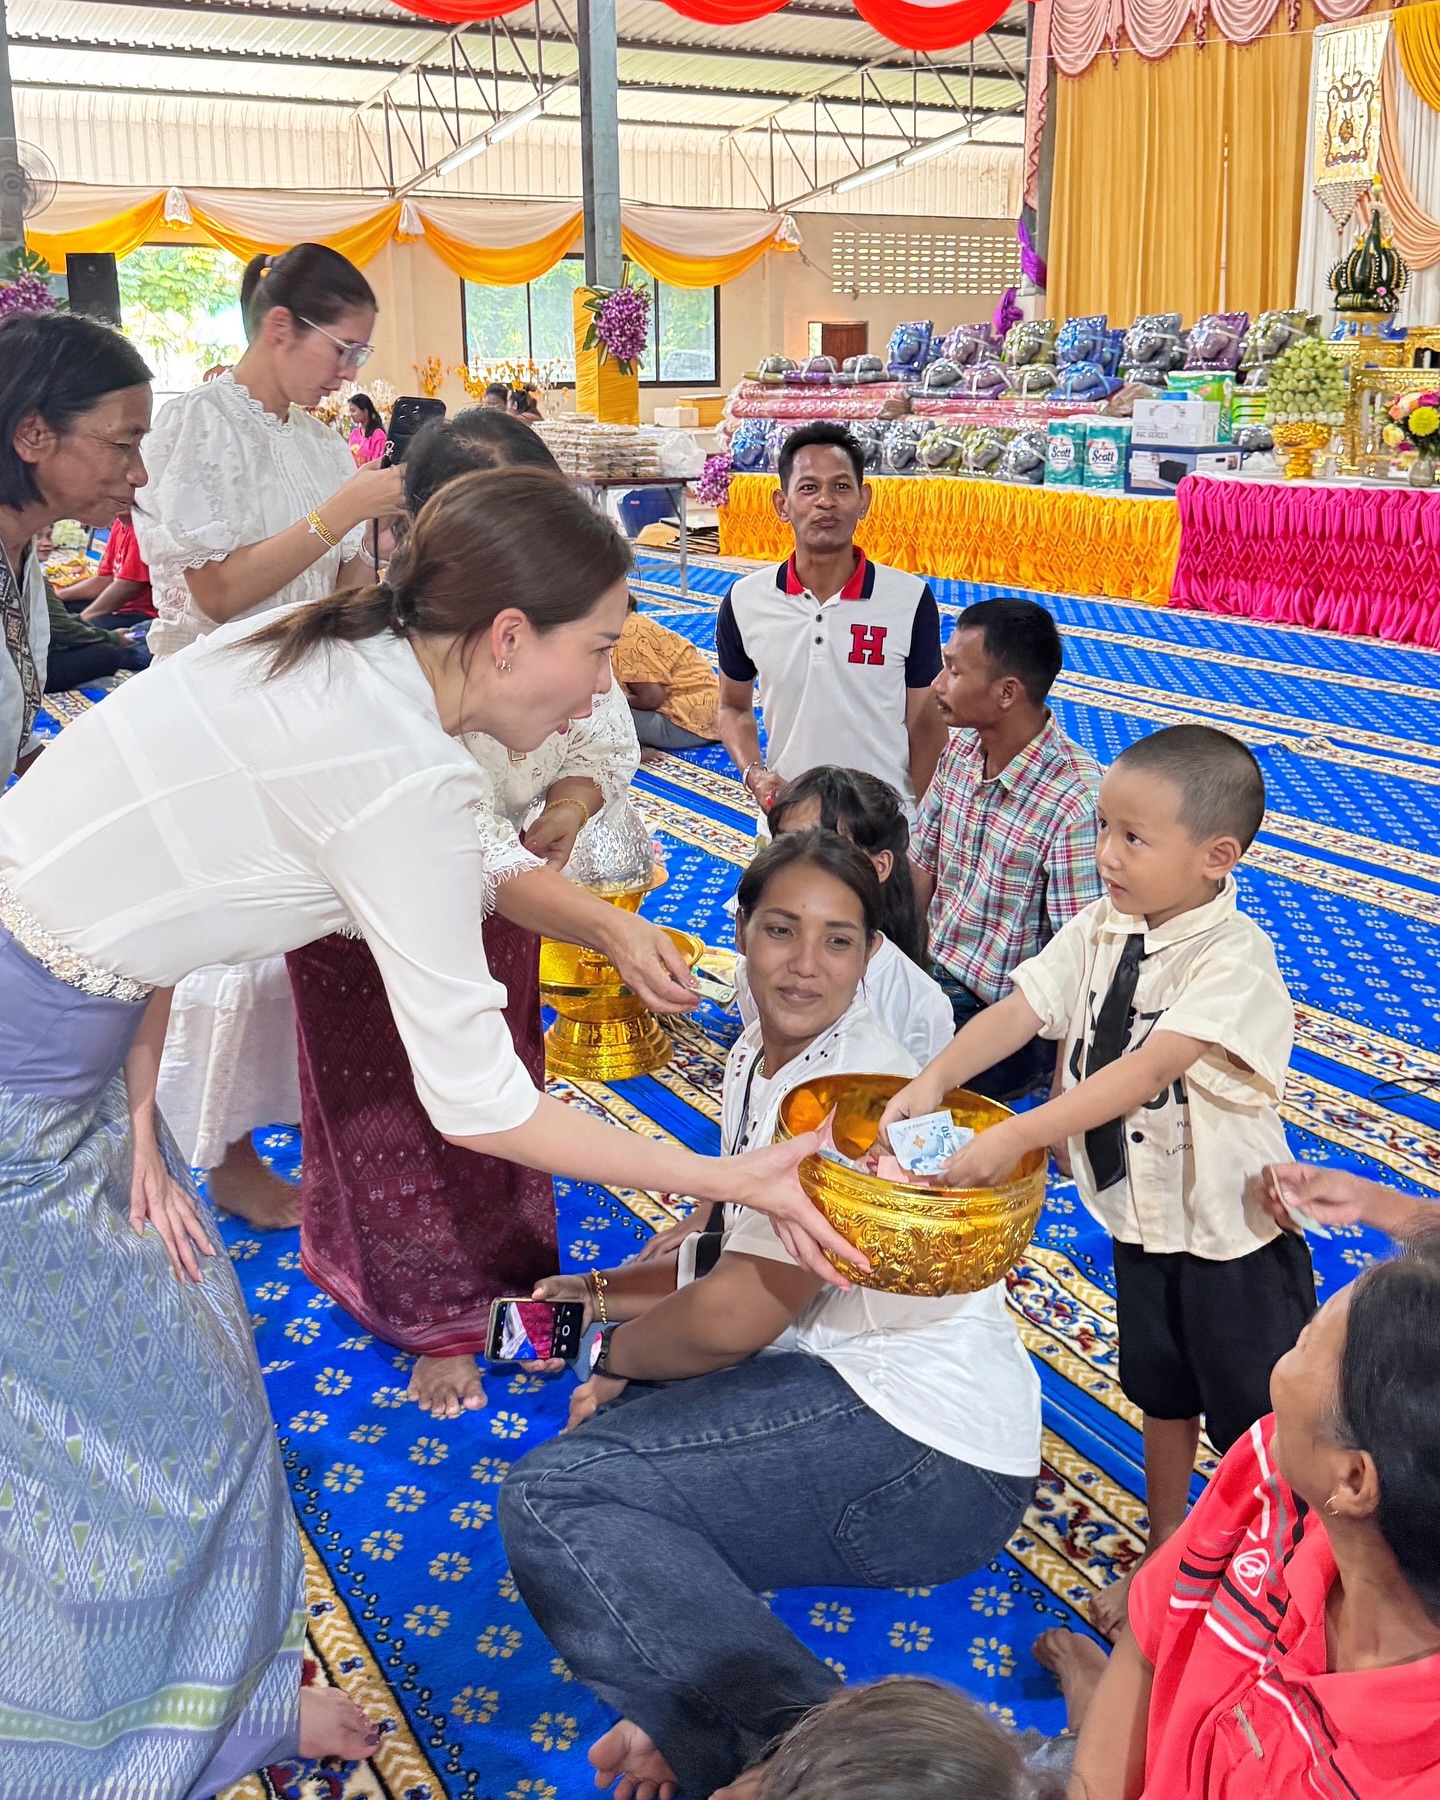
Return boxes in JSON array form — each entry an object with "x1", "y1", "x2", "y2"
[
  {"x1": 1050, "y1": 5, "x2": 1317, "y2": 322},
  {"x1": 28, "y1": 193, "x2": 169, "y2": 266},
  {"x1": 421, "y1": 209, "x2": 582, "y2": 285},
  {"x1": 621, "y1": 227, "x2": 789, "y2": 289},
  {"x1": 184, "y1": 201, "x2": 403, "y2": 270},
  {"x1": 718, "y1": 475, "x2": 1181, "y2": 606},
  {"x1": 1396, "y1": 0, "x2": 1440, "y2": 109}
]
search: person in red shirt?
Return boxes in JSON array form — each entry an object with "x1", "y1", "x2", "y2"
[
  {"x1": 58, "y1": 507, "x2": 155, "y2": 630},
  {"x1": 1037, "y1": 1222, "x2": 1440, "y2": 1799}
]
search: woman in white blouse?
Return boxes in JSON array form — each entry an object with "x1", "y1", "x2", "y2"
[
  {"x1": 0, "y1": 467, "x2": 849, "y2": 1798},
  {"x1": 0, "y1": 311, "x2": 153, "y2": 783},
  {"x1": 134, "y1": 243, "x2": 406, "y2": 1229},
  {"x1": 288, "y1": 413, "x2": 675, "y2": 1422}
]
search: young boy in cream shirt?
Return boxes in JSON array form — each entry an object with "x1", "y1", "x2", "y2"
[{"x1": 881, "y1": 723, "x2": 1316, "y2": 1638}]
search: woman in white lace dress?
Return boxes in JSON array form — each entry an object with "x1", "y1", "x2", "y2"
[{"x1": 133, "y1": 243, "x2": 405, "y2": 1227}]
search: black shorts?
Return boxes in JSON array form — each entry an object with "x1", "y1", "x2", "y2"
[{"x1": 1112, "y1": 1232, "x2": 1317, "y2": 1452}]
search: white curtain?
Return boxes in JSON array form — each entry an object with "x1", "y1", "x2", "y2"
[{"x1": 1295, "y1": 36, "x2": 1440, "y2": 325}]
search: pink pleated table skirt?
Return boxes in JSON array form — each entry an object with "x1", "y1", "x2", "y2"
[{"x1": 1170, "y1": 475, "x2": 1440, "y2": 647}]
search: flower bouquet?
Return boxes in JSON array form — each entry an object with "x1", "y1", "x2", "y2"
[
  {"x1": 0, "y1": 249, "x2": 59, "y2": 319},
  {"x1": 1383, "y1": 390, "x2": 1440, "y2": 487},
  {"x1": 1265, "y1": 338, "x2": 1348, "y2": 479},
  {"x1": 413, "y1": 356, "x2": 444, "y2": 399},
  {"x1": 579, "y1": 266, "x2": 651, "y2": 376},
  {"x1": 696, "y1": 453, "x2": 732, "y2": 510}
]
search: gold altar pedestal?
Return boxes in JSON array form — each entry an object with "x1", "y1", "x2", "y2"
[
  {"x1": 1271, "y1": 420, "x2": 1336, "y2": 480},
  {"x1": 777, "y1": 1073, "x2": 1047, "y2": 1297},
  {"x1": 1345, "y1": 369, "x2": 1440, "y2": 478},
  {"x1": 540, "y1": 891, "x2": 704, "y2": 1080}
]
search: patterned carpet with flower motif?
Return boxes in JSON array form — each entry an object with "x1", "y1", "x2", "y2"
[{"x1": 30, "y1": 554, "x2": 1439, "y2": 1800}]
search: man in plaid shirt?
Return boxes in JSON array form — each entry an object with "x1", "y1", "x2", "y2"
[{"x1": 912, "y1": 598, "x2": 1101, "y2": 1100}]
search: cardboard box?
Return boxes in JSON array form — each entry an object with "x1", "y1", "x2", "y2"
[
  {"x1": 1131, "y1": 398, "x2": 1222, "y2": 446},
  {"x1": 1126, "y1": 443, "x2": 1243, "y2": 495},
  {"x1": 653, "y1": 406, "x2": 701, "y2": 429}
]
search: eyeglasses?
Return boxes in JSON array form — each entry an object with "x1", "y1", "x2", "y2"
[{"x1": 299, "y1": 316, "x2": 375, "y2": 370}]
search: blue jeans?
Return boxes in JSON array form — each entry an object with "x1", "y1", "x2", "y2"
[{"x1": 499, "y1": 1351, "x2": 1032, "y2": 1797}]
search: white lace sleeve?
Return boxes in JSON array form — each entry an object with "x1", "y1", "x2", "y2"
[
  {"x1": 552, "y1": 682, "x2": 641, "y2": 807},
  {"x1": 132, "y1": 390, "x2": 250, "y2": 575},
  {"x1": 468, "y1": 765, "x2": 545, "y2": 915}
]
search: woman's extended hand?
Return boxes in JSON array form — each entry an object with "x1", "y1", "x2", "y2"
[
  {"x1": 1262, "y1": 1162, "x2": 1427, "y2": 1239},
  {"x1": 332, "y1": 461, "x2": 407, "y2": 533},
  {"x1": 723, "y1": 1131, "x2": 867, "y2": 1285},
  {"x1": 604, "y1": 911, "x2": 700, "y2": 1016},
  {"x1": 522, "y1": 803, "x2": 589, "y2": 871},
  {"x1": 876, "y1": 1074, "x2": 946, "y2": 1151},
  {"x1": 130, "y1": 1135, "x2": 215, "y2": 1284}
]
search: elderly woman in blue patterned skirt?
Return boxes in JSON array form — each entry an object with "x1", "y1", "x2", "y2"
[{"x1": 0, "y1": 451, "x2": 847, "y2": 1797}]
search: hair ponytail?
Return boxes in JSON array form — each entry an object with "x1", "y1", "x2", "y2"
[
  {"x1": 245, "y1": 465, "x2": 631, "y2": 678},
  {"x1": 240, "y1": 242, "x2": 376, "y2": 343}
]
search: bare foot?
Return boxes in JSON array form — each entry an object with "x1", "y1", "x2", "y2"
[
  {"x1": 1088, "y1": 1567, "x2": 1135, "y2": 1643},
  {"x1": 206, "y1": 1135, "x2": 301, "y2": 1230},
  {"x1": 407, "y1": 1354, "x2": 486, "y2": 1419},
  {"x1": 710, "y1": 1765, "x2": 768, "y2": 1800},
  {"x1": 590, "y1": 1718, "x2": 679, "y2": 1800},
  {"x1": 298, "y1": 1685, "x2": 380, "y2": 1761},
  {"x1": 1033, "y1": 1628, "x2": 1111, "y2": 1733},
  {"x1": 639, "y1": 747, "x2": 666, "y2": 765}
]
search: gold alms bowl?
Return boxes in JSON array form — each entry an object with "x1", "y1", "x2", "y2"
[{"x1": 777, "y1": 1073, "x2": 1046, "y2": 1297}]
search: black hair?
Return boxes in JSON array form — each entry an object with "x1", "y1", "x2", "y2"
[
  {"x1": 508, "y1": 385, "x2": 541, "y2": 417},
  {"x1": 1334, "y1": 1227, "x2": 1440, "y2": 1626},
  {"x1": 402, "y1": 409, "x2": 561, "y2": 513},
  {"x1": 0, "y1": 312, "x2": 153, "y2": 511},
  {"x1": 769, "y1": 766, "x2": 926, "y2": 966},
  {"x1": 247, "y1": 466, "x2": 631, "y2": 677},
  {"x1": 239, "y1": 242, "x2": 376, "y2": 344},
  {"x1": 483, "y1": 383, "x2": 510, "y2": 405},
  {"x1": 1113, "y1": 724, "x2": 1266, "y2": 850},
  {"x1": 735, "y1": 829, "x2": 882, "y2": 945},
  {"x1": 952, "y1": 597, "x2": 1063, "y2": 706},
  {"x1": 348, "y1": 392, "x2": 383, "y2": 434},
  {"x1": 759, "y1": 1679, "x2": 1025, "y2": 1800},
  {"x1": 777, "y1": 421, "x2": 865, "y2": 490}
]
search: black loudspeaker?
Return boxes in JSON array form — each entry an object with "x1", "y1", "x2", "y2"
[{"x1": 66, "y1": 253, "x2": 122, "y2": 326}]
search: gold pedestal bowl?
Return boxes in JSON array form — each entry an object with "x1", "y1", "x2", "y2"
[
  {"x1": 1270, "y1": 419, "x2": 1336, "y2": 480},
  {"x1": 777, "y1": 1073, "x2": 1046, "y2": 1297},
  {"x1": 539, "y1": 925, "x2": 704, "y2": 1082}
]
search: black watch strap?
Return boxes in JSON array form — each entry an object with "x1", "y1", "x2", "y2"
[{"x1": 590, "y1": 1323, "x2": 622, "y2": 1379}]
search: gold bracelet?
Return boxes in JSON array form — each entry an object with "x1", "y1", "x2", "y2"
[
  {"x1": 588, "y1": 1268, "x2": 610, "y2": 1326},
  {"x1": 543, "y1": 797, "x2": 592, "y2": 832},
  {"x1": 306, "y1": 510, "x2": 340, "y2": 549}
]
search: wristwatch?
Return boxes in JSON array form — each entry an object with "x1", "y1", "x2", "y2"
[{"x1": 589, "y1": 1323, "x2": 622, "y2": 1379}]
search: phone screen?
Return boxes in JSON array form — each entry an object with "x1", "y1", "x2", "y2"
[{"x1": 486, "y1": 1299, "x2": 585, "y2": 1363}]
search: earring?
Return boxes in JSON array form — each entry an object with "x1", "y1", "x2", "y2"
[
  {"x1": 497, "y1": 659, "x2": 512, "y2": 675},
  {"x1": 1324, "y1": 1494, "x2": 1341, "y2": 1516}
]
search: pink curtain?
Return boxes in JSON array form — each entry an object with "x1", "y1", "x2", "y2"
[
  {"x1": 1171, "y1": 478, "x2": 1440, "y2": 648},
  {"x1": 1051, "y1": 0, "x2": 1374, "y2": 74}
]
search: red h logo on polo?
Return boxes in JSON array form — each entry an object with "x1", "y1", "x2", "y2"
[{"x1": 848, "y1": 624, "x2": 888, "y2": 665}]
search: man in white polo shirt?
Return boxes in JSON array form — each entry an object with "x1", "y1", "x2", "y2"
[{"x1": 716, "y1": 423, "x2": 948, "y2": 815}]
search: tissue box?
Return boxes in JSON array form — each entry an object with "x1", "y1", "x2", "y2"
[
  {"x1": 1045, "y1": 417, "x2": 1087, "y2": 487},
  {"x1": 1126, "y1": 443, "x2": 1242, "y2": 495},
  {"x1": 653, "y1": 406, "x2": 701, "y2": 429},
  {"x1": 1131, "y1": 398, "x2": 1222, "y2": 446},
  {"x1": 1165, "y1": 372, "x2": 1235, "y2": 441}
]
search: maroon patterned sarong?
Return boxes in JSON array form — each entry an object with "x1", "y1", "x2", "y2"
[{"x1": 286, "y1": 916, "x2": 558, "y2": 1356}]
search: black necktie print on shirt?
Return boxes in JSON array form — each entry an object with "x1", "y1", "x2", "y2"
[{"x1": 1081, "y1": 933, "x2": 1148, "y2": 1194}]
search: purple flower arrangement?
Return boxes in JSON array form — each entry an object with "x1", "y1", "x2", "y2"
[
  {"x1": 580, "y1": 268, "x2": 652, "y2": 376},
  {"x1": 0, "y1": 273, "x2": 59, "y2": 318},
  {"x1": 696, "y1": 453, "x2": 732, "y2": 509}
]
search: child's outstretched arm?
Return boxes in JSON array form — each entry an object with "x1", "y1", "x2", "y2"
[
  {"x1": 879, "y1": 990, "x2": 1045, "y2": 1139},
  {"x1": 935, "y1": 1027, "x2": 1210, "y2": 1189}
]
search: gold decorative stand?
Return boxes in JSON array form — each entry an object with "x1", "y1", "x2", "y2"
[{"x1": 539, "y1": 867, "x2": 704, "y2": 1080}]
